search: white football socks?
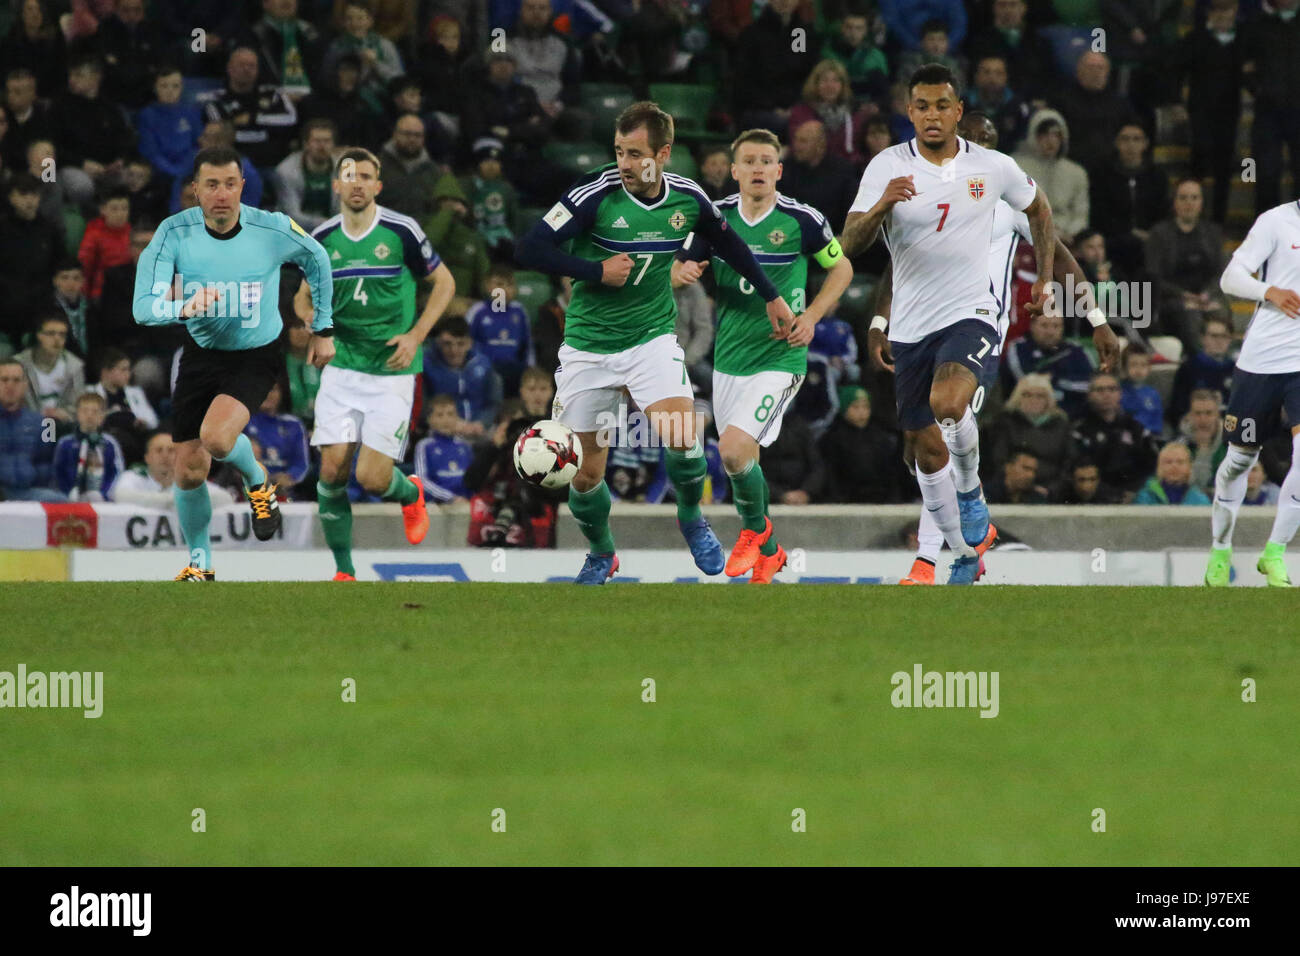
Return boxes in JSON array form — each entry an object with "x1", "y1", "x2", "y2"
[
  {"x1": 916, "y1": 460, "x2": 974, "y2": 556},
  {"x1": 1211, "y1": 444, "x2": 1259, "y2": 548},
  {"x1": 939, "y1": 407, "x2": 981, "y2": 494},
  {"x1": 1267, "y1": 433, "x2": 1300, "y2": 547},
  {"x1": 916, "y1": 500, "x2": 944, "y2": 562}
]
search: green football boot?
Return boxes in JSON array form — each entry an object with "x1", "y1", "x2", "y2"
[
  {"x1": 1204, "y1": 547, "x2": 1233, "y2": 587},
  {"x1": 1257, "y1": 541, "x2": 1293, "y2": 587}
]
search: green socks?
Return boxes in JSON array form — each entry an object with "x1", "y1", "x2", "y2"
[
  {"x1": 380, "y1": 468, "x2": 419, "y2": 505},
  {"x1": 174, "y1": 483, "x2": 213, "y2": 569},
  {"x1": 317, "y1": 479, "x2": 355, "y2": 576},
  {"x1": 216, "y1": 433, "x2": 265, "y2": 488},
  {"x1": 665, "y1": 439, "x2": 707, "y2": 523},
  {"x1": 727, "y1": 459, "x2": 768, "y2": 533},
  {"x1": 758, "y1": 465, "x2": 777, "y2": 557},
  {"x1": 569, "y1": 480, "x2": 616, "y2": 554}
]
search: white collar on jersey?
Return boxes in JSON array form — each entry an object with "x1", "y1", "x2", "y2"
[
  {"x1": 907, "y1": 136, "x2": 971, "y2": 170},
  {"x1": 340, "y1": 205, "x2": 382, "y2": 242},
  {"x1": 623, "y1": 175, "x2": 672, "y2": 211},
  {"x1": 736, "y1": 194, "x2": 779, "y2": 228}
]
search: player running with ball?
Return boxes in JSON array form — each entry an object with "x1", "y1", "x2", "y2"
[
  {"x1": 1205, "y1": 200, "x2": 1300, "y2": 587},
  {"x1": 840, "y1": 65, "x2": 1058, "y2": 584},
  {"x1": 671, "y1": 128, "x2": 853, "y2": 583},
  {"x1": 869, "y1": 111, "x2": 1120, "y2": 585},
  {"x1": 133, "y1": 146, "x2": 335, "y2": 581},
  {"x1": 517, "y1": 102, "x2": 796, "y2": 584},
  {"x1": 296, "y1": 147, "x2": 457, "y2": 581}
]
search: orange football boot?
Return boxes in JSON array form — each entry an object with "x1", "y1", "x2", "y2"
[
  {"x1": 726, "y1": 516, "x2": 773, "y2": 576},
  {"x1": 401, "y1": 475, "x2": 428, "y2": 544},
  {"x1": 749, "y1": 544, "x2": 787, "y2": 584}
]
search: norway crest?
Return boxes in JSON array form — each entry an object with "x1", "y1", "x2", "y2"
[{"x1": 967, "y1": 176, "x2": 986, "y2": 200}]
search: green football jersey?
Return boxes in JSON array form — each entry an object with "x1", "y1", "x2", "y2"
[
  {"x1": 311, "y1": 205, "x2": 440, "y2": 375},
  {"x1": 684, "y1": 193, "x2": 841, "y2": 376},
  {"x1": 541, "y1": 164, "x2": 723, "y2": 354}
]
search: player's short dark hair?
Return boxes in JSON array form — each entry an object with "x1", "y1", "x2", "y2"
[
  {"x1": 335, "y1": 146, "x2": 380, "y2": 179},
  {"x1": 920, "y1": 18, "x2": 949, "y2": 37},
  {"x1": 436, "y1": 315, "x2": 470, "y2": 338},
  {"x1": 909, "y1": 63, "x2": 959, "y2": 97},
  {"x1": 615, "y1": 101, "x2": 674, "y2": 152},
  {"x1": 730, "y1": 128, "x2": 781, "y2": 156},
  {"x1": 191, "y1": 147, "x2": 243, "y2": 181}
]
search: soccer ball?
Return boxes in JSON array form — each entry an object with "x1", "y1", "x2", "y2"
[{"x1": 513, "y1": 419, "x2": 583, "y2": 489}]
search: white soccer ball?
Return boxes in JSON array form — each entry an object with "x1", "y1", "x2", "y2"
[{"x1": 513, "y1": 419, "x2": 583, "y2": 489}]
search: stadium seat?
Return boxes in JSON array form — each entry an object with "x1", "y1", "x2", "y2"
[
  {"x1": 648, "y1": 84, "x2": 718, "y2": 143},
  {"x1": 580, "y1": 85, "x2": 636, "y2": 134},
  {"x1": 513, "y1": 270, "x2": 554, "y2": 320},
  {"x1": 835, "y1": 275, "x2": 878, "y2": 322},
  {"x1": 664, "y1": 147, "x2": 698, "y2": 180},
  {"x1": 516, "y1": 205, "x2": 548, "y2": 235},
  {"x1": 61, "y1": 208, "x2": 86, "y2": 258},
  {"x1": 542, "y1": 141, "x2": 610, "y2": 179},
  {"x1": 1050, "y1": 0, "x2": 1101, "y2": 27},
  {"x1": 1039, "y1": 25, "x2": 1095, "y2": 77}
]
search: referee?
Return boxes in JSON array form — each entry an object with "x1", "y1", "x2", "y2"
[{"x1": 133, "y1": 146, "x2": 335, "y2": 581}]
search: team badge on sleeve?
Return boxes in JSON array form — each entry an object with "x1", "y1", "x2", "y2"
[
  {"x1": 289, "y1": 218, "x2": 309, "y2": 237},
  {"x1": 544, "y1": 202, "x2": 573, "y2": 231},
  {"x1": 968, "y1": 177, "x2": 986, "y2": 200}
]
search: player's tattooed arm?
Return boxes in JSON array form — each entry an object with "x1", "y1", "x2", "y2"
[
  {"x1": 839, "y1": 175, "x2": 916, "y2": 257},
  {"x1": 1023, "y1": 190, "x2": 1056, "y2": 311}
]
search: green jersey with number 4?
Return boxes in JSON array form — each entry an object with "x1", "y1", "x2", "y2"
[
  {"x1": 311, "y1": 205, "x2": 441, "y2": 375},
  {"x1": 540, "y1": 163, "x2": 732, "y2": 354},
  {"x1": 683, "y1": 193, "x2": 842, "y2": 376}
]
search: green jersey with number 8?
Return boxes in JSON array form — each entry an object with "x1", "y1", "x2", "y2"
[
  {"x1": 311, "y1": 206, "x2": 441, "y2": 375},
  {"x1": 680, "y1": 193, "x2": 842, "y2": 376}
]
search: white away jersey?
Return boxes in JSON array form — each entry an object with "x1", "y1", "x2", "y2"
[
  {"x1": 989, "y1": 199, "x2": 1033, "y2": 356},
  {"x1": 850, "y1": 137, "x2": 1037, "y2": 343},
  {"x1": 1228, "y1": 202, "x2": 1300, "y2": 374}
]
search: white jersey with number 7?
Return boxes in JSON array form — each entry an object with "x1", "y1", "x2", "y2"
[{"x1": 849, "y1": 137, "x2": 1038, "y2": 344}]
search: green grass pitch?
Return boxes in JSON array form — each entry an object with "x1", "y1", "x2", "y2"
[{"x1": 1, "y1": 583, "x2": 1296, "y2": 866}]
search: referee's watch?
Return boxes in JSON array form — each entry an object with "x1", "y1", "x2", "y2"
[{"x1": 311, "y1": 327, "x2": 334, "y2": 337}]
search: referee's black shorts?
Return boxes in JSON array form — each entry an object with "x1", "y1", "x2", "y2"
[{"x1": 171, "y1": 337, "x2": 283, "y2": 443}]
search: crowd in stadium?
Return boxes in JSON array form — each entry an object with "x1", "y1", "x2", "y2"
[{"x1": 0, "y1": 0, "x2": 1297, "y2": 538}]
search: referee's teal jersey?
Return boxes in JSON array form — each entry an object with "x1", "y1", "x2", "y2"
[{"x1": 132, "y1": 204, "x2": 334, "y2": 350}]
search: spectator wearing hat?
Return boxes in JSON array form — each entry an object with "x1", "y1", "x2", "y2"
[
  {"x1": 0, "y1": 174, "x2": 64, "y2": 347},
  {"x1": 1013, "y1": 109, "x2": 1088, "y2": 246},
  {"x1": 424, "y1": 173, "x2": 491, "y2": 319},
  {"x1": 462, "y1": 138, "x2": 518, "y2": 262},
  {"x1": 820, "y1": 386, "x2": 905, "y2": 503}
]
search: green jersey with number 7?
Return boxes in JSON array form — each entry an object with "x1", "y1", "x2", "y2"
[
  {"x1": 539, "y1": 162, "x2": 726, "y2": 354},
  {"x1": 311, "y1": 205, "x2": 441, "y2": 375}
]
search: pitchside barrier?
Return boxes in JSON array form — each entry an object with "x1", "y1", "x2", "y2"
[{"x1": 0, "y1": 503, "x2": 1294, "y2": 585}]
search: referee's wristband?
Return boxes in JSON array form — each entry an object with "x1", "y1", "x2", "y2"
[
  {"x1": 311, "y1": 327, "x2": 334, "y2": 337},
  {"x1": 1085, "y1": 308, "x2": 1107, "y2": 329},
  {"x1": 870, "y1": 315, "x2": 888, "y2": 333}
]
